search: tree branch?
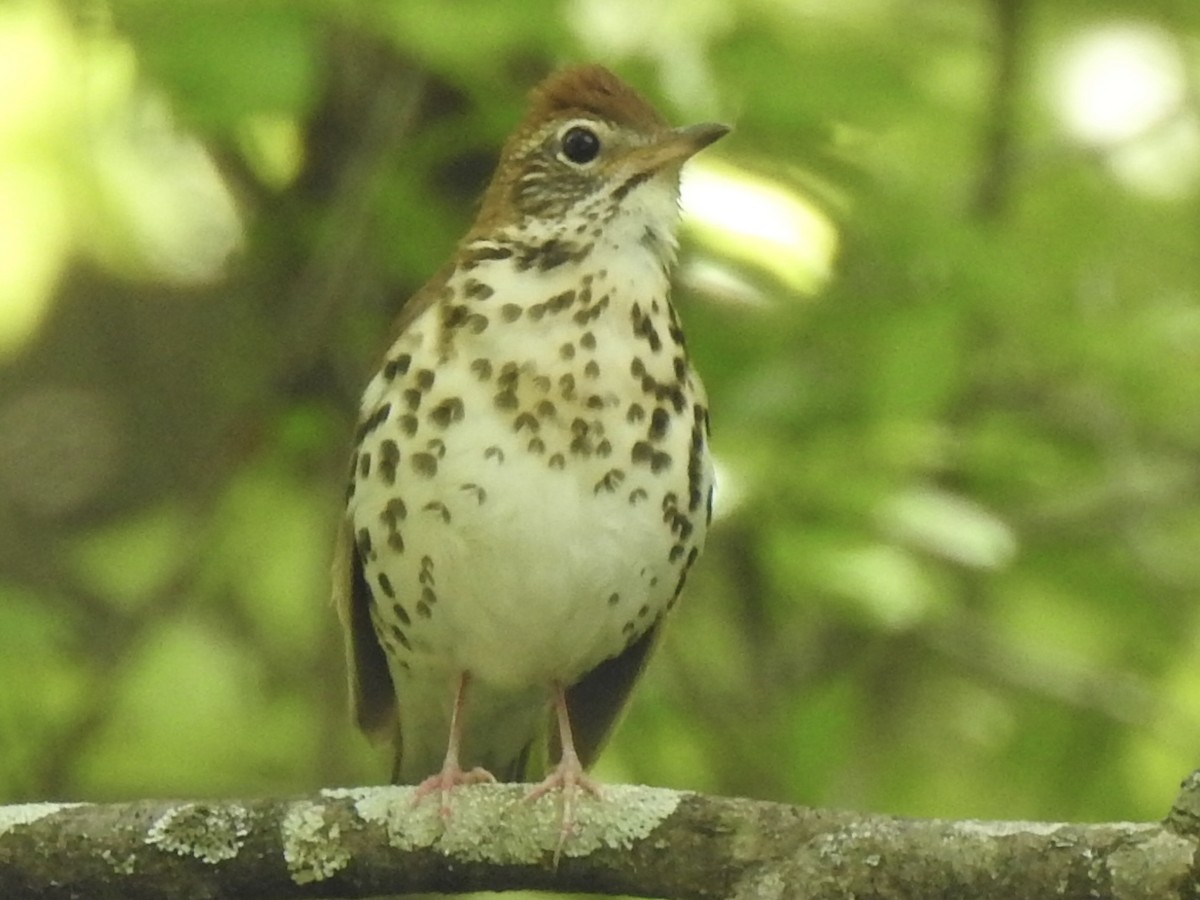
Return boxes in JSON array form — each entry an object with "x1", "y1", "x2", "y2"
[{"x1": 3, "y1": 776, "x2": 1199, "y2": 899}]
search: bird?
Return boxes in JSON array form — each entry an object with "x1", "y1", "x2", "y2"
[{"x1": 332, "y1": 63, "x2": 726, "y2": 842}]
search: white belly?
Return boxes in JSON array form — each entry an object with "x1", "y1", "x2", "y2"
[
  {"x1": 345, "y1": 241, "x2": 712, "y2": 776},
  {"x1": 354, "y1": 371, "x2": 694, "y2": 692}
]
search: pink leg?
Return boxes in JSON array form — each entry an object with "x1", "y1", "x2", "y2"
[
  {"x1": 412, "y1": 672, "x2": 496, "y2": 817},
  {"x1": 525, "y1": 683, "x2": 604, "y2": 860}
]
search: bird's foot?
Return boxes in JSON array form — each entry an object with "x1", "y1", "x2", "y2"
[
  {"x1": 524, "y1": 753, "x2": 604, "y2": 863},
  {"x1": 412, "y1": 763, "x2": 496, "y2": 819}
]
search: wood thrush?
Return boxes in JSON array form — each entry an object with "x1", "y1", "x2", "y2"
[{"x1": 332, "y1": 64, "x2": 726, "y2": 838}]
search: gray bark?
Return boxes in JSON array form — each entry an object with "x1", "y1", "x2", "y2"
[{"x1": 3, "y1": 775, "x2": 1199, "y2": 899}]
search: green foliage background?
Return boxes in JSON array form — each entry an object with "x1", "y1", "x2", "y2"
[{"x1": 3, "y1": 0, "x2": 1200, "y2": 860}]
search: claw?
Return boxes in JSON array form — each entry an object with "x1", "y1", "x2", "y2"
[
  {"x1": 413, "y1": 763, "x2": 496, "y2": 818},
  {"x1": 524, "y1": 683, "x2": 604, "y2": 864},
  {"x1": 411, "y1": 672, "x2": 496, "y2": 818}
]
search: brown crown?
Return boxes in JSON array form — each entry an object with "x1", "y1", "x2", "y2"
[{"x1": 518, "y1": 64, "x2": 668, "y2": 133}]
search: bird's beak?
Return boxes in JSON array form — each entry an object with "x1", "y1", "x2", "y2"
[{"x1": 632, "y1": 122, "x2": 730, "y2": 172}]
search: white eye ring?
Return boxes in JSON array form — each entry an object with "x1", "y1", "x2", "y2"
[{"x1": 557, "y1": 121, "x2": 603, "y2": 167}]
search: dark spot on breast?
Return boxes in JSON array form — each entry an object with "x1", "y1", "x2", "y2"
[
  {"x1": 586, "y1": 394, "x2": 605, "y2": 410},
  {"x1": 403, "y1": 389, "x2": 422, "y2": 411},
  {"x1": 377, "y1": 572, "x2": 395, "y2": 598},
  {"x1": 392, "y1": 602, "x2": 411, "y2": 626},
  {"x1": 387, "y1": 531, "x2": 404, "y2": 552},
  {"x1": 411, "y1": 453, "x2": 438, "y2": 477},
  {"x1": 584, "y1": 360, "x2": 600, "y2": 379},
  {"x1": 423, "y1": 500, "x2": 451, "y2": 524},
  {"x1": 688, "y1": 404, "x2": 707, "y2": 511},
  {"x1": 573, "y1": 293, "x2": 610, "y2": 324},
  {"x1": 627, "y1": 403, "x2": 645, "y2": 424},
  {"x1": 594, "y1": 468, "x2": 625, "y2": 494},
  {"x1": 608, "y1": 592, "x2": 620, "y2": 606},
  {"x1": 514, "y1": 412, "x2": 539, "y2": 432},
  {"x1": 497, "y1": 362, "x2": 519, "y2": 388},
  {"x1": 632, "y1": 441, "x2": 653, "y2": 464},
  {"x1": 391, "y1": 624, "x2": 411, "y2": 650},
  {"x1": 494, "y1": 389, "x2": 518, "y2": 410},
  {"x1": 355, "y1": 527, "x2": 372, "y2": 558},
  {"x1": 416, "y1": 369, "x2": 435, "y2": 391},
  {"x1": 381, "y1": 497, "x2": 407, "y2": 527},
  {"x1": 460, "y1": 483, "x2": 487, "y2": 504},
  {"x1": 528, "y1": 304, "x2": 546, "y2": 321},
  {"x1": 629, "y1": 487, "x2": 648, "y2": 505},
  {"x1": 560, "y1": 343, "x2": 576, "y2": 360},
  {"x1": 466, "y1": 313, "x2": 489, "y2": 333},
  {"x1": 596, "y1": 438, "x2": 612, "y2": 457},
  {"x1": 379, "y1": 439, "x2": 400, "y2": 484},
  {"x1": 358, "y1": 452, "x2": 371, "y2": 479},
  {"x1": 673, "y1": 357, "x2": 687, "y2": 381},
  {"x1": 355, "y1": 402, "x2": 392, "y2": 444},
  {"x1": 580, "y1": 331, "x2": 597, "y2": 350},
  {"x1": 501, "y1": 303, "x2": 522, "y2": 322},
  {"x1": 383, "y1": 354, "x2": 412, "y2": 380},
  {"x1": 399, "y1": 413, "x2": 418, "y2": 437},
  {"x1": 536, "y1": 399, "x2": 557, "y2": 419},
  {"x1": 548, "y1": 452, "x2": 565, "y2": 470},
  {"x1": 668, "y1": 544, "x2": 685, "y2": 563},
  {"x1": 471, "y1": 358, "x2": 493, "y2": 381},
  {"x1": 460, "y1": 244, "x2": 513, "y2": 268},
  {"x1": 485, "y1": 445, "x2": 505, "y2": 463},
  {"x1": 528, "y1": 436, "x2": 546, "y2": 454},
  {"x1": 429, "y1": 397, "x2": 465, "y2": 428},
  {"x1": 649, "y1": 407, "x2": 671, "y2": 441},
  {"x1": 464, "y1": 278, "x2": 493, "y2": 300},
  {"x1": 517, "y1": 238, "x2": 578, "y2": 272},
  {"x1": 631, "y1": 303, "x2": 663, "y2": 352}
]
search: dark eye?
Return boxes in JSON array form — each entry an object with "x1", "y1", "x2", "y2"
[{"x1": 560, "y1": 126, "x2": 601, "y2": 165}]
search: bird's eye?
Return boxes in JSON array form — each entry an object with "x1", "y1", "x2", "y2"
[{"x1": 560, "y1": 126, "x2": 601, "y2": 165}]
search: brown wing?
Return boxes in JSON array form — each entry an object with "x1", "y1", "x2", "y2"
[
  {"x1": 332, "y1": 257, "x2": 461, "y2": 733},
  {"x1": 331, "y1": 517, "x2": 396, "y2": 743},
  {"x1": 380, "y1": 261, "x2": 456, "y2": 357},
  {"x1": 562, "y1": 618, "x2": 665, "y2": 769},
  {"x1": 330, "y1": 262, "x2": 462, "y2": 765}
]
